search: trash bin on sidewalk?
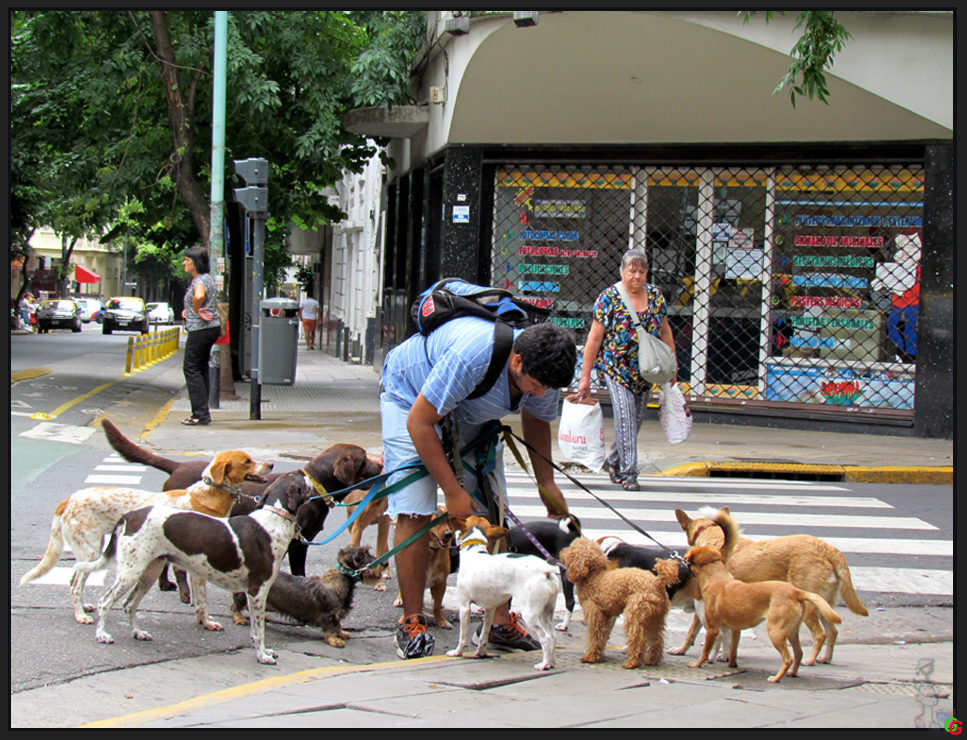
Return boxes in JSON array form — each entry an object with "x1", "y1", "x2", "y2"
[{"x1": 258, "y1": 297, "x2": 299, "y2": 385}]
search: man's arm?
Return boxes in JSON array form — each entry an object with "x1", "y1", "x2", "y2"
[
  {"x1": 406, "y1": 394, "x2": 476, "y2": 519},
  {"x1": 520, "y1": 407, "x2": 568, "y2": 519}
]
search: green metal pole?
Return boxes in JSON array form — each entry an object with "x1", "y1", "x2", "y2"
[{"x1": 209, "y1": 10, "x2": 228, "y2": 409}]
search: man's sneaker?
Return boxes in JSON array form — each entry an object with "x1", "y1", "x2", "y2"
[
  {"x1": 395, "y1": 614, "x2": 435, "y2": 660},
  {"x1": 473, "y1": 613, "x2": 540, "y2": 651}
]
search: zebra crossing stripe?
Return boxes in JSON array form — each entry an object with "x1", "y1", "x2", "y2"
[{"x1": 84, "y1": 475, "x2": 144, "y2": 484}]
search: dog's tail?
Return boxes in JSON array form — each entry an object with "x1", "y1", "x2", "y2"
[
  {"x1": 101, "y1": 418, "x2": 181, "y2": 475},
  {"x1": 797, "y1": 591, "x2": 842, "y2": 625},
  {"x1": 19, "y1": 500, "x2": 69, "y2": 586},
  {"x1": 73, "y1": 523, "x2": 120, "y2": 576},
  {"x1": 826, "y1": 545, "x2": 869, "y2": 617},
  {"x1": 652, "y1": 558, "x2": 681, "y2": 591},
  {"x1": 712, "y1": 508, "x2": 740, "y2": 565}
]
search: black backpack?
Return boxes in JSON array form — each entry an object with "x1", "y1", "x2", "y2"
[{"x1": 411, "y1": 278, "x2": 550, "y2": 399}]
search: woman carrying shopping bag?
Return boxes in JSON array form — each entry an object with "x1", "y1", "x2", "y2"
[{"x1": 575, "y1": 249, "x2": 677, "y2": 491}]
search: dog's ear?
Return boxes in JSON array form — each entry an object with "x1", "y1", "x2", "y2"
[
  {"x1": 484, "y1": 525, "x2": 509, "y2": 542},
  {"x1": 448, "y1": 516, "x2": 469, "y2": 534},
  {"x1": 561, "y1": 542, "x2": 589, "y2": 582},
  {"x1": 674, "y1": 509, "x2": 691, "y2": 530},
  {"x1": 208, "y1": 456, "x2": 231, "y2": 485},
  {"x1": 332, "y1": 454, "x2": 357, "y2": 487}
]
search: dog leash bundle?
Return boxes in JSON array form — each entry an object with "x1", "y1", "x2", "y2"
[
  {"x1": 335, "y1": 511, "x2": 450, "y2": 582},
  {"x1": 498, "y1": 424, "x2": 686, "y2": 566},
  {"x1": 458, "y1": 421, "x2": 567, "y2": 568}
]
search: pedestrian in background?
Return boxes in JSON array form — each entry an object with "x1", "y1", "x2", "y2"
[
  {"x1": 180, "y1": 246, "x2": 220, "y2": 426},
  {"x1": 299, "y1": 288, "x2": 320, "y2": 350},
  {"x1": 576, "y1": 248, "x2": 677, "y2": 491}
]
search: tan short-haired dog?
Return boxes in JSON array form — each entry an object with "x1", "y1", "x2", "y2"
[
  {"x1": 683, "y1": 509, "x2": 842, "y2": 683},
  {"x1": 674, "y1": 506, "x2": 867, "y2": 665}
]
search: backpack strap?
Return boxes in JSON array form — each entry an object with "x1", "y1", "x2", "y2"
[{"x1": 467, "y1": 319, "x2": 513, "y2": 399}]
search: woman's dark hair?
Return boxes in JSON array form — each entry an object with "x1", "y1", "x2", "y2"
[
  {"x1": 513, "y1": 323, "x2": 577, "y2": 390},
  {"x1": 184, "y1": 246, "x2": 211, "y2": 274}
]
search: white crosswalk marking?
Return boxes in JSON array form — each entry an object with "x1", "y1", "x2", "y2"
[
  {"x1": 499, "y1": 472, "x2": 951, "y2": 597},
  {"x1": 83, "y1": 455, "x2": 149, "y2": 486}
]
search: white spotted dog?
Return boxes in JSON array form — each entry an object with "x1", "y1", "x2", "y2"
[
  {"x1": 74, "y1": 471, "x2": 311, "y2": 665},
  {"x1": 19, "y1": 450, "x2": 273, "y2": 624},
  {"x1": 446, "y1": 516, "x2": 560, "y2": 671}
]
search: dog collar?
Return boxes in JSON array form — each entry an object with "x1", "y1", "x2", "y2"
[
  {"x1": 201, "y1": 475, "x2": 242, "y2": 500},
  {"x1": 459, "y1": 537, "x2": 488, "y2": 550},
  {"x1": 264, "y1": 504, "x2": 298, "y2": 524},
  {"x1": 690, "y1": 521, "x2": 717, "y2": 543},
  {"x1": 304, "y1": 471, "x2": 336, "y2": 508}
]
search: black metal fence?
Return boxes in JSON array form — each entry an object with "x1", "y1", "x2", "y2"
[{"x1": 491, "y1": 163, "x2": 923, "y2": 417}]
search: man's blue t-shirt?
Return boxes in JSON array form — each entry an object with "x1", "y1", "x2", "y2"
[{"x1": 381, "y1": 316, "x2": 559, "y2": 425}]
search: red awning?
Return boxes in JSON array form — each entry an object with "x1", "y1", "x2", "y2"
[{"x1": 75, "y1": 265, "x2": 101, "y2": 283}]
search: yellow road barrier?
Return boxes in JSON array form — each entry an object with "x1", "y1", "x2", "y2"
[{"x1": 123, "y1": 327, "x2": 181, "y2": 376}]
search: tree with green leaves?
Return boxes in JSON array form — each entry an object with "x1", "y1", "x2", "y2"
[{"x1": 10, "y1": 10, "x2": 426, "y2": 294}]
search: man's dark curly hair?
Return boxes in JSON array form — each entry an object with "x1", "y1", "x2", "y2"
[{"x1": 513, "y1": 323, "x2": 577, "y2": 390}]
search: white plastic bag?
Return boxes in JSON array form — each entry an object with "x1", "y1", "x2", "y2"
[
  {"x1": 659, "y1": 382, "x2": 693, "y2": 444},
  {"x1": 557, "y1": 395, "x2": 606, "y2": 471}
]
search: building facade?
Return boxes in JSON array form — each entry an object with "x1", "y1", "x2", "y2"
[{"x1": 346, "y1": 10, "x2": 953, "y2": 438}]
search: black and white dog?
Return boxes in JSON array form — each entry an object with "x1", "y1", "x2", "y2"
[
  {"x1": 74, "y1": 471, "x2": 312, "y2": 665},
  {"x1": 596, "y1": 536, "x2": 695, "y2": 609}
]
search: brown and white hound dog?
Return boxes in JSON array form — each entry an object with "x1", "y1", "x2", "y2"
[
  {"x1": 19, "y1": 450, "x2": 273, "y2": 624},
  {"x1": 74, "y1": 471, "x2": 312, "y2": 665}
]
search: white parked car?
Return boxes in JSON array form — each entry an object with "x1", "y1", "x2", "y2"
[{"x1": 146, "y1": 302, "x2": 176, "y2": 324}]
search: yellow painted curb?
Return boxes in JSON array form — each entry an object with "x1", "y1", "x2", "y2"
[
  {"x1": 79, "y1": 654, "x2": 454, "y2": 728},
  {"x1": 658, "y1": 461, "x2": 951, "y2": 485},
  {"x1": 11, "y1": 366, "x2": 52, "y2": 383}
]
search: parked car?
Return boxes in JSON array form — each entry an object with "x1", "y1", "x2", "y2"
[
  {"x1": 146, "y1": 301, "x2": 176, "y2": 324},
  {"x1": 74, "y1": 297, "x2": 105, "y2": 324},
  {"x1": 102, "y1": 296, "x2": 149, "y2": 335},
  {"x1": 36, "y1": 299, "x2": 83, "y2": 333}
]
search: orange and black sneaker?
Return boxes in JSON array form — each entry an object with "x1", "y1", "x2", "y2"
[
  {"x1": 395, "y1": 614, "x2": 435, "y2": 659},
  {"x1": 473, "y1": 612, "x2": 540, "y2": 651}
]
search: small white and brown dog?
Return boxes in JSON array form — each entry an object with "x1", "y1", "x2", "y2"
[
  {"x1": 446, "y1": 515, "x2": 560, "y2": 671},
  {"x1": 73, "y1": 471, "x2": 311, "y2": 665}
]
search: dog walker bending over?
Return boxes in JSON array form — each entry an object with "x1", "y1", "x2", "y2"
[
  {"x1": 674, "y1": 505, "x2": 866, "y2": 665},
  {"x1": 683, "y1": 508, "x2": 843, "y2": 683},
  {"x1": 231, "y1": 544, "x2": 381, "y2": 647},
  {"x1": 19, "y1": 450, "x2": 273, "y2": 624},
  {"x1": 559, "y1": 537, "x2": 680, "y2": 670},
  {"x1": 446, "y1": 516, "x2": 560, "y2": 671},
  {"x1": 73, "y1": 471, "x2": 311, "y2": 665}
]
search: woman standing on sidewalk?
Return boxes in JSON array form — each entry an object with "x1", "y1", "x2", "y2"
[
  {"x1": 181, "y1": 247, "x2": 220, "y2": 426},
  {"x1": 576, "y1": 248, "x2": 676, "y2": 491}
]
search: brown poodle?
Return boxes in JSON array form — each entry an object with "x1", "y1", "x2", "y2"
[{"x1": 560, "y1": 537, "x2": 680, "y2": 669}]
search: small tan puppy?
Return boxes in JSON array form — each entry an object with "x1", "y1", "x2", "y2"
[
  {"x1": 674, "y1": 506, "x2": 867, "y2": 665},
  {"x1": 683, "y1": 509, "x2": 842, "y2": 683}
]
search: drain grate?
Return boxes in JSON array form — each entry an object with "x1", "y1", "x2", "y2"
[
  {"x1": 499, "y1": 647, "x2": 742, "y2": 680},
  {"x1": 707, "y1": 462, "x2": 847, "y2": 482},
  {"x1": 843, "y1": 682, "x2": 953, "y2": 697}
]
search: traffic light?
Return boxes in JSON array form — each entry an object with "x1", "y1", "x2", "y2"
[{"x1": 233, "y1": 158, "x2": 269, "y2": 215}]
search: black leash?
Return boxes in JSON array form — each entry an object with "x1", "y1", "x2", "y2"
[{"x1": 497, "y1": 423, "x2": 687, "y2": 567}]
